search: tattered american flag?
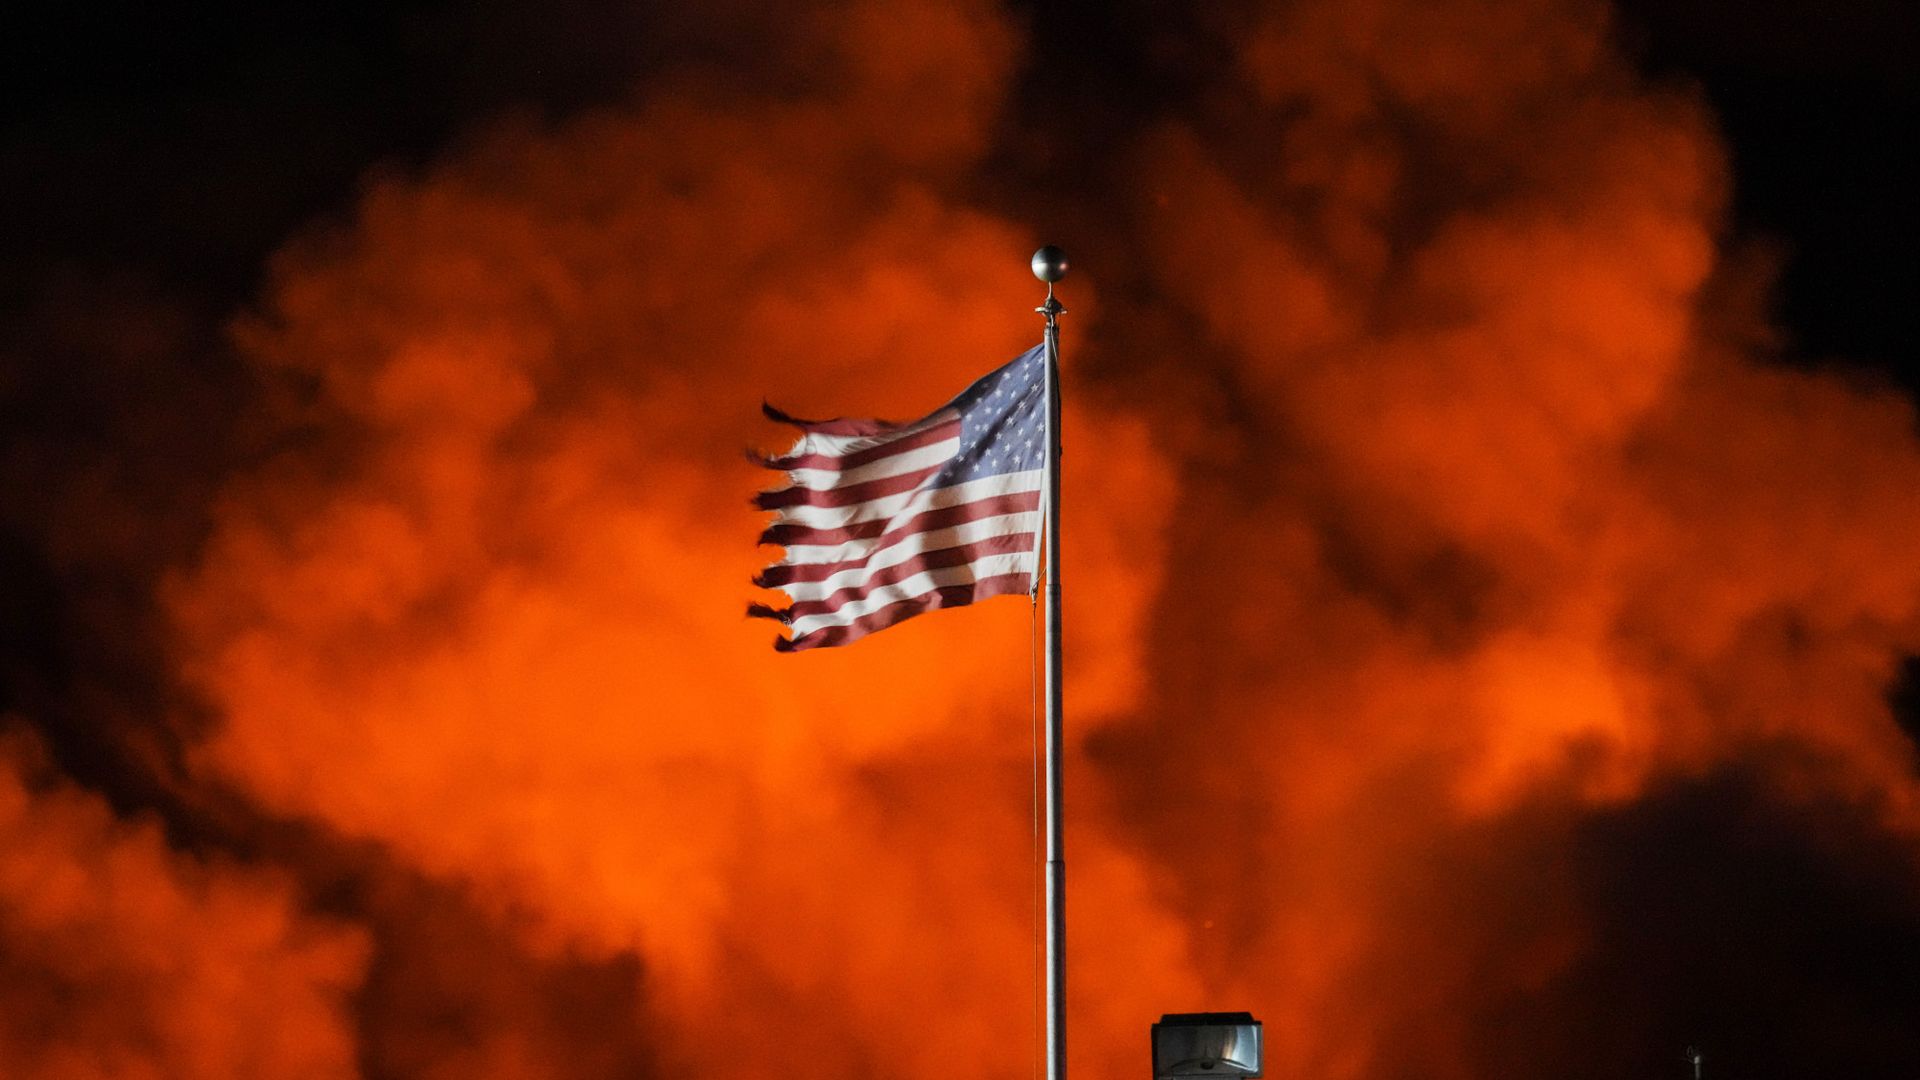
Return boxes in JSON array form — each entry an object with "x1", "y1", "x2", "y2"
[{"x1": 750, "y1": 344, "x2": 1047, "y2": 651}]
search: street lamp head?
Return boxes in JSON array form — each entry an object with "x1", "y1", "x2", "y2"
[{"x1": 1152, "y1": 1012, "x2": 1263, "y2": 1078}]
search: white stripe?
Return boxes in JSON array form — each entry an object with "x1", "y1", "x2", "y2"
[
  {"x1": 778, "y1": 503, "x2": 1039, "y2": 568},
  {"x1": 783, "y1": 436, "x2": 960, "y2": 490},
  {"x1": 777, "y1": 408, "x2": 958, "y2": 460},
  {"x1": 787, "y1": 553, "x2": 1035, "y2": 636},
  {"x1": 775, "y1": 511, "x2": 1040, "y2": 602},
  {"x1": 772, "y1": 469, "x2": 1043, "y2": 531}
]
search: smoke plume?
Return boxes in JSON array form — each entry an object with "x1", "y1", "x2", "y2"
[{"x1": 0, "y1": 728, "x2": 365, "y2": 1078}]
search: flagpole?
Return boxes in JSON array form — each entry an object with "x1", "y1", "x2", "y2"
[{"x1": 1032, "y1": 244, "x2": 1069, "y2": 1080}]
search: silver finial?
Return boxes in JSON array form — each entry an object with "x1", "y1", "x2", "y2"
[
  {"x1": 1685, "y1": 1047, "x2": 1703, "y2": 1080},
  {"x1": 1031, "y1": 245, "x2": 1069, "y2": 283}
]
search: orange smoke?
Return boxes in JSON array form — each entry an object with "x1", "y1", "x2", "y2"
[
  {"x1": 5, "y1": 0, "x2": 1918, "y2": 1077},
  {"x1": 163, "y1": 2, "x2": 1178, "y2": 1076},
  {"x1": 0, "y1": 727, "x2": 366, "y2": 1078},
  {"x1": 1102, "y1": 0, "x2": 1920, "y2": 1075}
]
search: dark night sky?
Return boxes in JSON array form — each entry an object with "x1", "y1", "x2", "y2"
[
  {"x1": 2, "y1": 3, "x2": 1918, "y2": 1078},
  {"x1": 2, "y1": 1, "x2": 1913, "y2": 371}
]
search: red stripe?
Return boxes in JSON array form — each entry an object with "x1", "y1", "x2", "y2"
[
  {"x1": 760, "y1": 418, "x2": 961, "y2": 472},
  {"x1": 759, "y1": 517, "x2": 886, "y2": 549},
  {"x1": 755, "y1": 490, "x2": 1042, "y2": 568},
  {"x1": 760, "y1": 515, "x2": 1032, "y2": 589},
  {"x1": 774, "y1": 573, "x2": 1032, "y2": 651},
  {"x1": 760, "y1": 402, "x2": 903, "y2": 437},
  {"x1": 753, "y1": 462, "x2": 945, "y2": 511},
  {"x1": 777, "y1": 532, "x2": 1037, "y2": 619}
]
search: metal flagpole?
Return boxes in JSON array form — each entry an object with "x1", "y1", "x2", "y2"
[{"x1": 1031, "y1": 244, "x2": 1069, "y2": 1080}]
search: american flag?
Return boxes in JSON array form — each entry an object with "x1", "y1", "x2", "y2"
[{"x1": 750, "y1": 344, "x2": 1048, "y2": 651}]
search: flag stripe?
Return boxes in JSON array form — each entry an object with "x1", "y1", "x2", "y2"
[
  {"x1": 768, "y1": 470, "x2": 1042, "y2": 531},
  {"x1": 783, "y1": 434, "x2": 962, "y2": 490},
  {"x1": 779, "y1": 532, "x2": 1038, "y2": 614},
  {"x1": 761, "y1": 408, "x2": 957, "y2": 455},
  {"x1": 760, "y1": 508, "x2": 1040, "y2": 589},
  {"x1": 758, "y1": 489, "x2": 1041, "y2": 552},
  {"x1": 765, "y1": 416, "x2": 962, "y2": 473},
  {"x1": 753, "y1": 462, "x2": 945, "y2": 511},
  {"x1": 787, "y1": 552, "x2": 1036, "y2": 636},
  {"x1": 778, "y1": 573, "x2": 1034, "y2": 651}
]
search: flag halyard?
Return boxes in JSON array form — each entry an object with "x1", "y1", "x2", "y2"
[{"x1": 750, "y1": 345, "x2": 1047, "y2": 651}]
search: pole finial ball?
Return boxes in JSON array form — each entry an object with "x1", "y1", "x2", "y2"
[{"x1": 1031, "y1": 245, "x2": 1070, "y2": 283}]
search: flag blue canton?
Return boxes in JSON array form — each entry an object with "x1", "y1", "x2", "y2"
[{"x1": 933, "y1": 343, "x2": 1047, "y2": 486}]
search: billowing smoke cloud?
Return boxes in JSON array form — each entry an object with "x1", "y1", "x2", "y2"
[
  {"x1": 160, "y1": 1, "x2": 1180, "y2": 1076},
  {"x1": 0, "y1": 727, "x2": 365, "y2": 1078},
  {"x1": 1095, "y1": 0, "x2": 1920, "y2": 1076},
  {"x1": 4, "y1": 0, "x2": 1919, "y2": 1077}
]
